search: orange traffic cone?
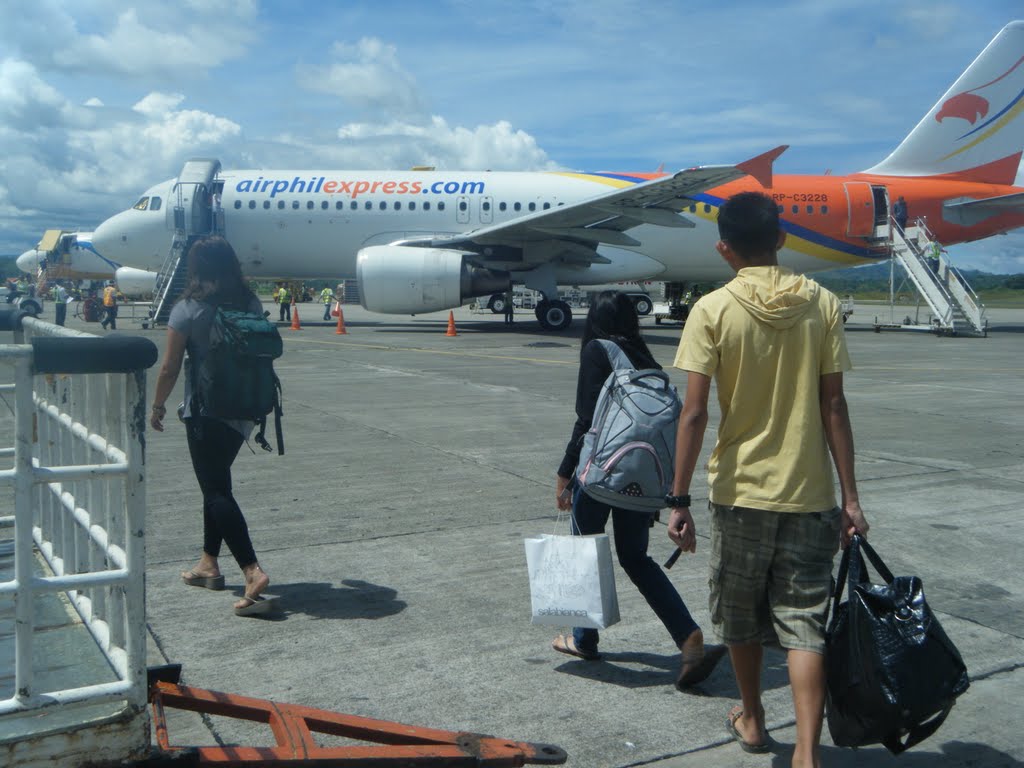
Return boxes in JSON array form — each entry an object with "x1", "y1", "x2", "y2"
[
  {"x1": 290, "y1": 301, "x2": 302, "y2": 330},
  {"x1": 445, "y1": 310, "x2": 458, "y2": 337},
  {"x1": 335, "y1": 304, "x2": 347, "y2": 335}
]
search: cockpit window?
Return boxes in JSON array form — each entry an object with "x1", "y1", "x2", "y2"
[
  {"x1": 149, "y1": 197, "x2": 162, "y2": 211},
  {"x1": 132, "y1": 197, "x2": 150, "y2": 211}
]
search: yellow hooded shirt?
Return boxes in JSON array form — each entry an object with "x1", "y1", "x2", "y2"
[{"x1": 674, "y1": 266, "x2": 851, "y2": 513}]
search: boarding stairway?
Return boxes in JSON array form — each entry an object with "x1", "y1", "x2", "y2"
[
  {"x1": 147, "y1": 159, "x2": 222, "y2": 327},
  {"x1": 888, "y1": 218, "x2": 988, "y2": 336}
]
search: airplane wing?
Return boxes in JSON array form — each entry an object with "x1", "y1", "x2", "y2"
[
  {"x1": 402, "y1": 146, "x2": 787, "y2": 267},
  {"x1": 944, "y1": 191, "x2": 1024, "y2": 226}
]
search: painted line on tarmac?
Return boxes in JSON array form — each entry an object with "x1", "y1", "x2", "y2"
[{"x1": 282, "y1": 336, "x2": 574, "y2": 366}]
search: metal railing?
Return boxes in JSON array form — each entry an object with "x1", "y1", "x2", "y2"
[{"x1": 0, "y1": 309, "x2": 157, "y2": 761}]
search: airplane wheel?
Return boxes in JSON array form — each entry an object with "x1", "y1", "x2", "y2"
[
  {"x1": 490, "y1": 295, "x2": 507, "y2": 314},
  {"x1": 19, "y1": 299, "x2": 41, "y2": 317},
  {"x1": 633, "y1": 296, "x2": 653, "y2": 316},
  {"x1": 538, "y1": 300, "x2": 572, "y2": 331},
  {"x1": 534, "y1": 301, "x2": 547, "y2": 322}
]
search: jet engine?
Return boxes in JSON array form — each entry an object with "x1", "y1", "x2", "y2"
[
  {"x1": 357, "y1": 245, "x2": 508, "y2": 314},
  {"x1": 114, "y1": 267, "x2": 159, "y2": 299}
]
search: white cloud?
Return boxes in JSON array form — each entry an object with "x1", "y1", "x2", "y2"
[
  {"x1": 297, "y1": 37, "x2": 424, "y2": 117},
  {"x1": 133, "y1": 92, "x2": 186, "y2": 118},
  {"x1": 0, "y1": 2, "x2": 257, "y2": 80}
]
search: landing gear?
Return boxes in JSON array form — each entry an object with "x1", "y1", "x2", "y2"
[
  {"x1": 536, "y1": 299, "x2": 573, "y2": 331},
  {"x1": 632, "y1": 295, "x2": 653, "y2": 316}
]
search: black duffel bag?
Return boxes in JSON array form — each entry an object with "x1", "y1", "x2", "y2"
[{"x1": 825, "y1": 535, "x2": 969, "y2": 755}]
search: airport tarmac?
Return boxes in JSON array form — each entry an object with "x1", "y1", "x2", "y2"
[{"x1": 58, "y1": 302, "x2": 1024, "y2": 765}]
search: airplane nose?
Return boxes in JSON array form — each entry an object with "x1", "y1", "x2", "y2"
[{"x1": 17, "y1": 250, "x2": 41, "y2": 274}]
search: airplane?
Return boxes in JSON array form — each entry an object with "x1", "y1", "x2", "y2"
[
  {"x1": 86, "y1": 21, "x2": 1024, "y2": 330},
  {"x1": 17, "y1": 230, "x2": 155, "y2": 295}
]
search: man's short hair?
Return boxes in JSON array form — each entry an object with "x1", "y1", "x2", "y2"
[{"x1": 717, "y1": 191, "x2": 781, "y2": 258}]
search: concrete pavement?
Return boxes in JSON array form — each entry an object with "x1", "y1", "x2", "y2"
[{"x1": 65, "y1": 301, "x2": 1024, "y2": 766}]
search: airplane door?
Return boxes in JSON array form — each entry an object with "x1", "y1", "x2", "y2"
[
  {"x1": 480, "y1": 196, "x2": 493, "y2": 224},
  {"x1": 456, "y1": 195, "x2": 470, "y2": 224},
  {"x1": 843, "y1": 182, "x2": 875, "y2": 237}
]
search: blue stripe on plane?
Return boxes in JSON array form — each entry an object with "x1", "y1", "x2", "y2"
[
  {"x1": 76, "y1": 239, "x2": 123, "y2": 270},
  {"x1": 694, "y1": 193, "x2": 886, "y2": 261}
]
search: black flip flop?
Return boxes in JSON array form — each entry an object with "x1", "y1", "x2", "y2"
[
  {"x1": 726, "y1": 709, "x2": 772, "y2": 754},
  {"x1": 675, "y1": 643, "x2": 728, "y2": 689}
]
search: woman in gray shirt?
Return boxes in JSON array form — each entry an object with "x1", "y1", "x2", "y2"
[{"x1": 150, "y1": 236, "x2": 275, "y2": 616}]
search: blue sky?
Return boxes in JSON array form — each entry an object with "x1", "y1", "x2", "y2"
[{"x1": 1, "y1": 0, "x2": 1022, "y2": 272}]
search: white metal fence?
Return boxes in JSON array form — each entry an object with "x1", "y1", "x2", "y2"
[{"x1": 0, "y1": 311, "x2": 157, "y2": 764}]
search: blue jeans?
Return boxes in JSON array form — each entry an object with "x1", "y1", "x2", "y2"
[{"x1": 571, "y1": 487, "x2": 699, "y2": 654}]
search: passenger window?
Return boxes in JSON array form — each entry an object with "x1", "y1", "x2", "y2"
[
  {"x1": 336, "y1": 201, "x2": 343, "y2": 210},
  {"x1": 150, "y1": 197, "x2": 162, "y2": 211},
  {"x1": 438, "y1": 201, "x2": 445, "y2": 211},
  {"x1": 394, "y1": 201, "x2": 401, "y2": 210},
  {"x1": 806, "y1": 205, "x2": 813, "y2": 214},
  {"x1": 133, "y1": 197, "x2": 149, "y2": 211},
  {"x1": 528, "y1": 202, "x2": 536, "y2": 211},
  {"x1": 703, "y1": 204, "x2": 711, "y2": 213},
  {"x1": 499, "y1": 202, "x2": 507, "y2": 211},
  {"x1": 409, "y1": 201, "x2": 416, "y2": 211},
  {"x1": 482, "y1": 201, "x2": 491, "y2": 211},
  {"x1": 459, "y1": 201, "x2": 468, "y2": 212},
  {"x1": 543, "y1": 202, "x2": 551, "y2": 210},
  {"x1": 321, "y1": 201, "x2": 329, "y2": 210},
  {"x1": 292, "y1": 201, "x2": 300, "y2": 210},
  {"x1": 365, "y1": 201, "x2": 372, "y2": 210},
  {"x1": 263, "y1": 201, "x2": 271, "y2": 210},
  {"x1": 379, "y1": 201, "x2": 387, "y2": 210},
  {"x1": 307, "y1": 201, "x2": 315, "y2": 210},
  {"x1": 423, "y1": 202, "x2": 431, "y2": 211},
  {"x1": 234, "y1": 200, "x2": 242, "y2": 210},
  {"x1": 514, "y1": 202, "x2": 522, "y2": 211},
  {"x1": 778, "y1": 205, "x2": 784, "y2": 213},
  {"x1": 689, "y1": 204, "x2": 697, "y2": 212},
  {"x1": 278, "y1": 201, "x2": 285, "y2": 210},
  {"x1": 791, "y1": 205, "x2": 799, "y2": 214},
  {"x1": 350, "y1": 201, "x2": 358, "y2": 210},
  {"x1": 821, "y1": 205, "x2": 828, "y2": 215},
  {"x1": 249, "y1": 200, "x2": 256, "y2": 209}
]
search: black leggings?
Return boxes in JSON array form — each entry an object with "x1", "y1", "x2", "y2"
[{"x1": 185, "y1": 417, "x2": 257, "y2": 569}]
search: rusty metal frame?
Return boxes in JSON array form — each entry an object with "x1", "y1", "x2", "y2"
[{"x1": 148, "y1": 678, "x2": 566, "y2": 767}]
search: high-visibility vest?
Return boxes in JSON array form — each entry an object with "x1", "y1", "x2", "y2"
[
  {"x1": 103, "y1": 286, "x2": 117, "y2": 307},
  {"x1": 320, "y1": 288, "x2": 333, "y2": 303},
  {"x1": 278, "y1": 289, "x2": 290, "y2": 303}
]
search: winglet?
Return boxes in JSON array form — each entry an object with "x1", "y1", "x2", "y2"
[{"x1": 736, "y1": 145, "x2": 788, "y2": 189}]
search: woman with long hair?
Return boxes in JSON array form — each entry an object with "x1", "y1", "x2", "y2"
[
  {"x1": 150, "y1": 236, "x2": 275, "y2": 617},
  {"x1": 553, "y1": 291, "x2": 724, "y2": 687}
]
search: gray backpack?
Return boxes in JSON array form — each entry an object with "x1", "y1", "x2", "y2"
[{"x1": 575, "y1": 340, "x2": 681, "y2": 512}]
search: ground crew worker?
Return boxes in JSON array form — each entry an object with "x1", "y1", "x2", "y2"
[
  {"x1": 277, "y1": 283, "x2": 291, "y2": 322},
  {"x1": 100, "y1": 281, "x2": 118, "y2": 330},
  {"x1": 321, "y1": 286, "x2": 334, "y2": 321},
  {"x1": 52, "y1": 283, "x2": 68, "y2": 326}
]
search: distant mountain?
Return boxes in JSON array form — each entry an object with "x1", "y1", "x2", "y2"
[{"x1": 813, "y1": 263, "x2": 1024, "y2": 292}]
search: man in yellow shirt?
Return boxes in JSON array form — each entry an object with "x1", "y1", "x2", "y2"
[{"x1": 668, "y1": 192, "x2": 868, "y2": 766}]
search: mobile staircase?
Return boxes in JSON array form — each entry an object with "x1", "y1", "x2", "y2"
[
  {"x1": 878, "y1": 217, "x2": 988, "y2": 336},
  {"x1": 146, "y1": 159, "x2": 223, "y2": 328}
]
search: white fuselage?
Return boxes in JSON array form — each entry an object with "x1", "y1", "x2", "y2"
[{"x1": 89, "y1": 170, "x2": 858, "y2": 289}]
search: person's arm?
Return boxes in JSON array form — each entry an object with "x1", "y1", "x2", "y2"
[
  {"x1": 820, "y1": 371, "x2": 869, "y2": 547},
  {"x1": 150, "y1": 327, "x2": 188, "y2": 432},
  {"x1": 667, "y1": 371, "x2": 711, "y2": 553}
]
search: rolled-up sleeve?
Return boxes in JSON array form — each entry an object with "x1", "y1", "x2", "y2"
[{"x1": 672, "y1": 301, "x2": 718, "y2": 377}]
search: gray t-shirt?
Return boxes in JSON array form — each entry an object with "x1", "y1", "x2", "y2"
[{"x1": 168, "y1": 295, "x2": 264, "y2": 437}]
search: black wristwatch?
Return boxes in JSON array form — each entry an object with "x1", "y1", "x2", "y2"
[{"x1": 664, "y1": 494, "x2": 691, "y2": 508}]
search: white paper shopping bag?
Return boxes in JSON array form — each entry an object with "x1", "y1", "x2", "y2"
[{"x1": 524, "y1": 533, "x2": 620, "y2": 629}]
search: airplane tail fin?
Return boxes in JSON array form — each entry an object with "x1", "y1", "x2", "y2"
[{"x1": 864, "y1": 21, "x2": 1024, "y2": 183}]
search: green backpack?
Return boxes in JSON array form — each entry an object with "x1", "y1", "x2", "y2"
[{"x1": 195, "y1": 306, "x2": 284, "y2": 454}]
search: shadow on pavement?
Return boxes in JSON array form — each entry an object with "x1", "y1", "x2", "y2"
[{"x1": 231, "y1": 579, "x2": 407, "y2": 622}]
